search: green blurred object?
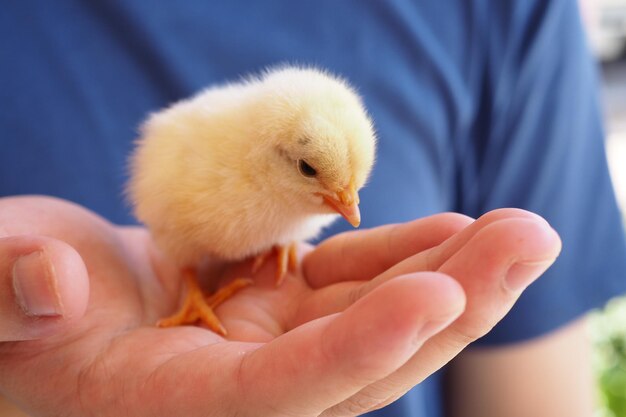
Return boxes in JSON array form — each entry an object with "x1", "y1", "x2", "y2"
[{"x1": 592, "y1": 296, "x2": 626, "y2": 417}]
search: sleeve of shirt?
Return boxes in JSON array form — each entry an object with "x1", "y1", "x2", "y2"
[{"x1": 458, "y1": 0, "x2": 626, "y2": 345}]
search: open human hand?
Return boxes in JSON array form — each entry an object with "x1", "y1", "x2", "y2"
[{"x1": 0, "y1": 196, "x2": 560, "y2": 417}]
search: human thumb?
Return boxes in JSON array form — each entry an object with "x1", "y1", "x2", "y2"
[{"x1": 0, "y1": 235, "x2": 89, "y2": 342}]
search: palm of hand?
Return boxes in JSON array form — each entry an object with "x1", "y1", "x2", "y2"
[
  {"x1": 0, "y1": 198, "x2": 373, "y2": 417},
  {"x1": 0, "y1": 197, "x2": 561, "y2": 417}
]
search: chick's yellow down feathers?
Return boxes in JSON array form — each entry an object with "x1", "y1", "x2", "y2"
[{"x1": 128, "y1": 67, "x2": 376, "y2": 333}]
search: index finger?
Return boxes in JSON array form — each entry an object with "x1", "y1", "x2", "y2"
[{"x1": 303, "y1": 212, "x2": 473, "y2": 288}]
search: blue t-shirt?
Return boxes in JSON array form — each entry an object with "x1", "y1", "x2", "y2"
[{"x1": 2, "y1": 1, "x2": 626, "y2": 415}]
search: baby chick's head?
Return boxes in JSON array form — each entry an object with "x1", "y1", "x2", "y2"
[{"x1": 253, "y1": 67, "x2": 376, "y2": 227}]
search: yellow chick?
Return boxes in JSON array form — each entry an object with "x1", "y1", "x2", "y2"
[{"x1": 128, "y1": 66, "x2": 376, "y2": 335}]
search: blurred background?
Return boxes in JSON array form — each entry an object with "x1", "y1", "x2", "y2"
[{"x1": 581, "y1": 0, "x2": 626, "y2": 416}]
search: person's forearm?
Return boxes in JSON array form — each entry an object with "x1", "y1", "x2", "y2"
[{"x1": 446, "y1": 318, "x2": 595, "y2": 417}]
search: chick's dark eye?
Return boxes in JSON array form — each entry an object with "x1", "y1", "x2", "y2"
[{"x1": 297, "y1": 159, "x2": 317, "y2": 177}]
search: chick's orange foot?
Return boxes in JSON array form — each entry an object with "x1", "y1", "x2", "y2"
[
  {"x1": 251, "y1": 243, "x2": 298, "y2": 286},
  {"x1": 157, "y1": 269, "x2": 253, "y2": 336}
]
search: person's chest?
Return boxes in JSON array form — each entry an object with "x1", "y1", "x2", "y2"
[{"x1": 2, "y1": 1, "x2": 481, "y2": 233}]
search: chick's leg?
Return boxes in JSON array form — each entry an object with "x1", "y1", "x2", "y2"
[
  {"x1": 251, "y1": 250, "x2": 272, "y2": 274},
  {"x1": 250, "y1": 243, "x2": 298, "y2": 286},
  {"x1": 207, "y1": 277, "x2": 254, "y2": 308},
  {"x1": 157, "y1": 269, "x2": 252, "y2": 336},
  {"x1": 157, "y1": 269, "x2": 225, "y2": 334},
  {"x1": 275, "y1": 243, "x2": 298, "y2": 286}
]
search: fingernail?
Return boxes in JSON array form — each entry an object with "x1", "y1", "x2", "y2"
[
  {"x1": 505, "y1": 260, "x2": 554, "y2": 292},
  {"x1": 12, "y1": 251, "x2": 63, "y2": 317}
]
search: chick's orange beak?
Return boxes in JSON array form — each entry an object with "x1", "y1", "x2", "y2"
[{"x1": 322, "y1": 180, "x2": 361, "y2": 228}]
